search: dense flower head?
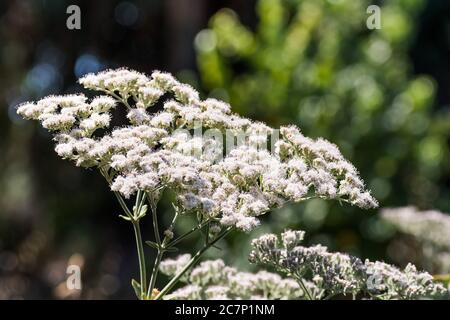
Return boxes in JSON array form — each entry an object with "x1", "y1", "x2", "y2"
[
  {"x1": 382, "y1": 206, "x2": 450, "y2": 274},
  {"x1": 249, "y1": 230, "x2": 447, "y2": 300},
  {"x1": 159, "y1": 256, "x2": 315, "y2": 300},
  {"x1": 17, "y1": 68, "x2": 377, "y2": 231},
  {"x1": 381, "y1": 206, "x2": 450, "y2": 249}
]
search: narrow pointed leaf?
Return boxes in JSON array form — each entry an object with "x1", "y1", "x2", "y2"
[
  {"x1": 131, "y1": 279, "x2": 141, "y2": 299},
  {"x1": 119, "y1": 214, "x2": 132, "y2": 221},
  {"x1": 145, "y1": 241, "x2": 160, "y2": 250}
]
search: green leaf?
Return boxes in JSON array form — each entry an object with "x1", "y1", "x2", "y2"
[
  {"x1": 145, "y1": 240, "x2": 160, "y2": 250},
  {"x1": 132, "y1": 204, "x2": 148, "y2": 220},
  {"x1": 119, "y1": 214, "x2": 132, "y2": 221},
  {"x1": 131, "y1": 279, "x2": 141, "y2": 299}
]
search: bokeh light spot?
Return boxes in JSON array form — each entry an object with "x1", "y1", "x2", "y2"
[
  {"x1": 195, "y1": 29, "x2": 217, "y2": 53},
  {"x1": 74, "y1": 54, "x2": 101, "y2": 78},
  {"x1": 114, "y1": 2, "x2": 139, "y2": 27}
]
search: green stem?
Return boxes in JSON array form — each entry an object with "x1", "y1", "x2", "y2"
[
  {"x1": 297, "y1": 276, "x2": 313, "y2": 300},
  {"x1": 148, "y1": 249, "x2": 163, "y2": 298},
  {"x1": 155, "y1": 227, "x2": 233, "y2": 300},
  {"x1": 166, "y1": 218, "x2": 213, "y2": 248},
  {"x1": 148, "y1": 194, "x2": 161, "y2": 245},
  {"x1": 146, "y1": 196, "x2": 164, "y2": 298},
  {"x1": 100, "y1": 169, "x2": 133, "y2": 219},
  {"x1": 132, "y1": 221, "x2": 147, "y2": 299},
  {"x1": 100, "y1": 168, "x2": 147, "y2": 299},
  {"x1": 107, "y1": 90, "x2": 133, "y2": 110},
  {"x1": 114, "y1": 191, "x2": 133, "y2": 217},
  {"x1": 134, "y1": 190, "x2": 143, "y2": 214},
  {"x1": 147, "y1": 206, "x2": 182, "y2": 298}
]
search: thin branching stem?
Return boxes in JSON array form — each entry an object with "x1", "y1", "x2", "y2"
[
  {"x1": 297, "y1": 277, "x2": 313, "y2": 300},
  {"x1": 149, "y1": 194, "x2": 161, "y2": 245},
  {"x1": 167, "y1": 217, "x2": 214, "y2": 248},
  {"x1": 155, "y1": 227, "x2": 233, "y2": 300},
  {"x1": 146, "y1": 194, "x2": 171, "y2": 298},
  {"x1": 132, "y1": 220, "x2": 147, "y2": 298},
  {"x1": 100, "y1": 167, "x2": 147, "y2": 299},
  {"x1": 147, "y1": 249, "x2": 163, "y2": 299}
]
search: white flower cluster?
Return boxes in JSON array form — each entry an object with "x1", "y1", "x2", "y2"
[
  {"x1": 382, "y1": 207, "x2": 450, "y2": 249},
  {"x1": 17, "y1": 68, "x2": 377, "y2": 231},
  {"x1": 382, "y1": 206, "x2": 450, "y2": 274},
  {"x1": 159, "y1": 254, "x2": 192, "y2": 282},
  {"x1": 249, "y1": 230, "x2": 447, "y2": 300},
  {"x1": 159, "y1": 256, "x2": 316, "y2": 300}
]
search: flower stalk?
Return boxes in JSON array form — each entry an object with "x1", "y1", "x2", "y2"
[{"x1": 155, "y1": 227, "x2": 233, "y2": 300}]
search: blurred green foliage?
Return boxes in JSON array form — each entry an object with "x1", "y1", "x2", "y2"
[{"x1": 194, "y1": 0, "x2": 450, "y2": 266}]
